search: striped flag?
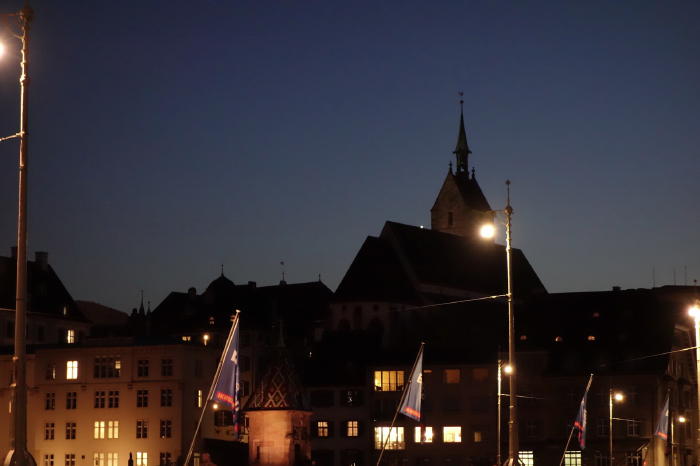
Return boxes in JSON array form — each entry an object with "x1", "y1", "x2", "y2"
[
  {"x1": 655, "y1": 393, "x2": 669, "y2": 440},
  {"x1": 399, "y1": 344, "x2": 424, "y2": 421}
]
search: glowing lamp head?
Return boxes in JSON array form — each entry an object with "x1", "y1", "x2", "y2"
[
  {"x1": 0, "y1": 42, "x2": 5, "y2": 58},
  {"x1": 212, "y1": 402, "x2": 219, "y2": 410},
  {"x1": 503, "y1": 364, "x2": 513, "y2": 375},
  {"x1": 479, "y1": 223, "x2": 496, "y2": 239},
  {"x1": 613, "y1": 392, "x2": 624, "y2": 402},
  {"x1": 678, "y1": 415, "x2": 687, "y2": 423},
  {"x1": 689, "y1": 304, "x2": 700, "y2": 319}
]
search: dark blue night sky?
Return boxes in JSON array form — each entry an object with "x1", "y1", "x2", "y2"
[{"x1": 0, "y1": 1, "x2": 698, "y2": 312}]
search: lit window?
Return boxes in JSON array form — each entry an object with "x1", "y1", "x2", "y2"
[
  {"x1": 442, "y1": 426, "x2": 462, "y2": 443},
  {"x1": 444, "y1": 369, "x2": 460, "y2": 384},
  {"x1": 197, "y1": 389, "x2": 203, "y2": 408},
  {"x1": 108, "y1": 420, "x2": 119, "y2": 439},
  {"x1": 182, "y1": 335, "x2": 191, "y2": 342},
  {"x1": 373, "y1": 371, "x2": 404, "y2": 391},
  {"x1": 317, "y1": 421, "x2": 330, "y2": 437},
  {"x1": 374, "y1": 426, "x2": 405, "y2": 450},
  {"x1": 520, "y1": 335, "x2": 527, "y2": 341},
  {"x1": 473, "y1": 431, "x2": 482, "y2": 443},
  {"x1": 107, "y1": 454, "x2": 118, "y2": 466},
  {"x1": 564, "y1": 451, "x2": 581, "y2": 466},
  {"x1": 346, "y1": 421, "x2": 359, "y2": 437},
  {"x1": 66, "y1": 329, "x2": 75, "y2": 344},
  {"x1": 587, "y1": 335, "x2": 596, "y2": 341},
  {"x1": 136, "y1": 452, "x2": 148, "y2": 466},
  {"x1": 94, "y1": 421, "x2": 106, "y2": 439},
  {"x1": 519, "y1": 451, "x2": 534, "y2": 466},
  {"x1": 414, "y1": 426, "x2": 433, "y2": 443},
  {"x1": 94, "y1": 453, "x2": 105, "y2": 466},
  {"x1": 66, "y1": 360, "x2": 78, "y2": 379}
]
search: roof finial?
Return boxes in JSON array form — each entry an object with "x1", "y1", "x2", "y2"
[
  {"x1": 453, "y1": 92, "x2": 471, "y2": 173},
  {"x1": 220, "y1": 264, "x2": 224, "y2": 277},
  {"x1": 280, "y1": 261, "x2": 286, "y2": 284}
]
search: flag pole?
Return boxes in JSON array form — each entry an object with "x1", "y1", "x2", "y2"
[
  {"x1": 558, "y1": 374, "x2": 594, "y2": 466},
  {"x1": 375, "y1": 342, "x2": 425, "y2": 466},
  {"x1": 184, "y1": 310, "x2": 240, "y2": 466}
]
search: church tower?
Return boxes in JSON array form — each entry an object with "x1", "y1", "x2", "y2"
[{"x1": 430, "y1": 101, "x2": 494, "y2": 238}]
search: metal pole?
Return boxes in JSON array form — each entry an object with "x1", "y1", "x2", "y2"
[
  {"x1": 694, "y1": 314, "x2": 700, "y2": 465},
  {"x1": 504, "y1": 180, "x2": 519, "y2": 466},
  {"x1": 609, "y1": 389, "x2": 613, "y2": 466},
  {"x1": 497, "y1": 360, "x2": 502, "y2": 466},
  {"x1": 4, "y1": 4, "x2": 35, "y2": 466},
  {"x1": 671, "y1": 417, "x2": 676, "y2": 466}
]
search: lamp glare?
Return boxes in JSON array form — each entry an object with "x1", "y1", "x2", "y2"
[
  {"x1": 503, "y1": 364, "x2": 513, "y2": 375},
  {"x1": 0, "y1": 43, "x2": 5, "y2": 58},
  {"x1": 480, "y1": 224, "x2": 496, "y2": 239},
  {"x1": 614, "y1": 392, "x2": 624, "y2": 402},
  {"x1": 689, "y1": 304, "x2": 700, "y2": 319}
]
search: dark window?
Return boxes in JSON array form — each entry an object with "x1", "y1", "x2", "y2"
[
  {"x1": 93, "y1": 357, "x2": 121, "y2": 378},
  {"x1": 65, "y1": 422, "x2": 76, "y2": 439},
  {"x1": 45, "y1": 392, "x2": 55, "y2": 410},
  {"x1": 44, "y1": 422, "x2": 55, "y2": 440},
  {"x1": 45, "y1": 363, "x2": 56, "y2": 380},
  {"x1": 136, "y1": 420, "x2": 148, "y2": 438},
  {"x1": 161, "y1": 359, "x2": 173, "y2": 376},
  {"x1": 95, "y1": 391, "x2": 106, "y2": 408},
  {"x1": 214, "y1": 410, "x2": 234, "y2": 426},
  {"x1": 65, "y1": 454, "x2": 75, "y2": 466},
  {"x1": 137, "y1": 390, "x2": 149, "y2": 407},
  {"x1": 137, "y1": 360, "x2": 149, "y2": 377},
  {"x1": 66, "y1": 392, "x2": 77, "y2": 409},
  {"x1": 108, "y1": 390, "x2": 119, "y2": 408},
  {"x1": 160, "y1": 419, "x2": 172, "y2": 438},
  {"x1": 310, "y1": 390, "x2": 335, "y2": 407},
  {"x1": 159, "y1": 453, "x2": 172, "y2": 466},
  {"x1": 161, "y1": 389, "x2": 173, "y2": 407},
  {"x1": 341, "y1": 389, "x2": 364, "y2": 407}
]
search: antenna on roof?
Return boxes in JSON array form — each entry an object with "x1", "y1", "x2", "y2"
[
  {"x1": 220, "y1": 264, "x2": 224, "y2": 277},
  {"x1": 280, "y1": 261, "x2": 286, "y2": 284},
  {"x1": 652, "y1": 266, "x2": 656, "y2": 288}
]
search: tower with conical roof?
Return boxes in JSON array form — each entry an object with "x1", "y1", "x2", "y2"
[
  {"x1": 430, "y1": 100, "x2": 494, "y2": 238},
  {"x1": 244, "y1": 331, "x2": 311, "y2": 466}
]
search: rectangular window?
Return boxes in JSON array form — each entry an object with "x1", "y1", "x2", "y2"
[
  {"x1": 93, "y1": 453, "x2": 105, "y2": 466},
  {"x1": 161, "y1": 358, "x2": 173, "y2": 376},
  {"x1": 414, "y1": 426, "x2": 434, "y2": 443},
  {"x1": 45, "y1": 392, "x2": 56, "y2": 410},
  {"x1": 159, "y1": 453, "x2": 172, "y2": 466},
  {"x1": 374, "y1": 426, "x2": 405, "y2": 450},
  {"x1": 594, "y1": 453, "x2": 609, "y2": 466},
  {"x1": 442, "y1": 426, "x2": 462, "y2": 443},
  {"x1": 137, "y1": 359, "x2": 149, "y2": 377},
  {"x1": 94, "y1": 357, "x2": 121, "y2": 378},
  {"x1": 161, "y1": 388, "x2": 173, "y2": 407},
  {"x1": 136, "y1": 420, "x2": 148, "y2": 439},
  {"x1": 66, "y1": 360, "x2": 78, "y2": 379},
  {"x1": 160, "y1": 419, "x2": 173, "y2": 438},
  {"x1": 214, "y1": 410, "x2": 234, "y2": 426},
  {"x1": 65, "y1": 422, "x2": 76, "y2": 440},
  {"x1": 43, "y1": 454, "x2": 54, "y2": 466},
  {"x1": 107, "y1": 453, "x2": 118, "y2": 466},
  {"x1": 373, "y1": 371, "x2": 404, "y2": 391},
  {"x1": 65, "y1": 454, "x2": 76, "y2": 466},
  {"x1": 66, "y1": 392, "x2": 77, "y2": 409},
  {"x1": 66, "y1": 329, "x2": 75, "y2": 344},
  {"x1": 94, "y1": 421, "x2": 106, "y2": 439},
  {"x1": 627, "y1": 420, "x2": 640, "y2": 437},
  {"x1": 108, "y1": 390, "x2": 119, "y2": 408},
  {"x1": 136, "y1": 452, "x2": 148, "y2": 466},
  {"x1": 473, "y1": 431, "x2": 483, "y2": 443},
  {"x1": 46, "y1": 363, "x2": 56, "y2": 380},
  {"x1": 444, "y1": 369, "x2": 461, "y2": 384},
  {"x1": 346, "y1": 420, "x2": 359, "y2": 437},
  {"x1": 108, "y1": 420, "x2": 119, "y2": 439},
  {"x1": 197, "y1": 389, "x2": 203, "y2": 408},
  {"x1": 317, "y1": 421, "x2": 330, "y2": 437},
  {"x1": 342, "y1": 389, "x2": 364, "y2": 407},
  {"x1": 137, "y1": 389, "x2": 149, "y2": 407},
  {"x1": 625, "y1": 452, "x2": 641, "y2": 466},
  {"x1": 44, "y1": 422, "x2": 55, "y2": 440},
  {"x1": 95, "y1": 390, "x2": 106, "y2": 408},
  {"x1": 520, "y1": 451, "x2": 534, "y2": 466},
  {"x1": 564, "y1": 451, "x2": 582, "y2": 466},
  {"x1": 596, "y1": 418, "x2": 609, "y2": 436}
]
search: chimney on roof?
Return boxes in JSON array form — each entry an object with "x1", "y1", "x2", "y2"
[
  {"x1": 612, "y1": 286, "x2": 621, "y2": 292},
  {"x1": 248, "y1": 281, "x2": 256, "y2": 288},
  {"x1": 188, "y1": 287, "x2": 197, "y2": 297},
  {"x1": 11, "y1": 246, "x2": 17, "y2": 258},
  {"x1": 35, "y1": 251, "x2": 49, "y2": 271}
]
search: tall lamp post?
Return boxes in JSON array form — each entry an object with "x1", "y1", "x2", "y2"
[
  {"x1": 481, "y1": 180, "x2": 519, "y2": 466},
  {"x1": 1, "y1": 3, "x2": 35, "y2": 466},
  {"x1": 689, "y1": 302, "x2": 700, "y2": 463},
  {"x1": 609, "y1": 390, "x2": 624, "y2": 466}
]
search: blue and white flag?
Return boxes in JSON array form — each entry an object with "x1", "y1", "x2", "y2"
[
  {"x1": 573, "y1": 375, "x2": 593, "y2": 450},
  {"x1": 399, "y1": 344, "x2": 424, "y2": 421},
  {"x1": 655, "y1": 393, "x2": 669, "y2": 440},
  {"x1": 211, "y1": 314, "x2": 241, "y2": 417}
]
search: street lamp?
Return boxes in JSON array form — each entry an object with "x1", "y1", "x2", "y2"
[
  {"x1": 1, "y1": 3, "x2": 35, "y2": 466},
  {"x1": 609, "y1": 390, "x2": 624, "y2": 466},
  {"x1": 689, "y1": 302, "x2": 700, "y2": 462},
  {"x1": 672, "y1": 415, "x2": 687, "y2": 466},
  {"x1": 481, "y1": 180, "x2": 519, "y2": 466}
]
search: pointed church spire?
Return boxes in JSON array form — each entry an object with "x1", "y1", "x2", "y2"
[
  {"x1": 453, "y1": 94, "x2": 471, "y2": 173},
  {"x1": 138, "y1": 290, "x2": 145, "y2": 315}
]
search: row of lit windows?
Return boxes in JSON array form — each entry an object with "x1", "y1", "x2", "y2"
[
  {"x1": 372, "y1": 427, "x2": 465, "y2": 449},
  {"x1": 45, "y1": 358, "x2": 175, "y2": 381},
  {"x1": 510, "y1": 450, "x2": 642, "y2": 466},
  {"x1": 372, "y1": 369, "x2": 488, "y2": 391},
  {"x1": 42, "y1": 420, "x2": 173, "y2": 440},
  {"x1": 315, "y1": 421, "x2": 360, "y2": 437},
  {"x1": 43, "y1": 452, "x2": 169, "y2": 466}
]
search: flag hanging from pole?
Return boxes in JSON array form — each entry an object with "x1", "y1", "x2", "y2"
[
  {"x1": 399, "y1": 344, "x2": 424, "y2": 421},
  {"x1": 573, "y1": 376, "x2": 593, "y2": 449},
  {"x1": 211, "y1": 314, "x2": 241, "y2": 419},
  {"x1": 654, "y1": 393, "x2": 669, "y2": 440}
]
